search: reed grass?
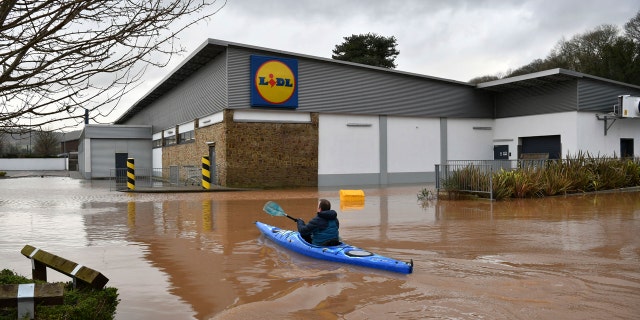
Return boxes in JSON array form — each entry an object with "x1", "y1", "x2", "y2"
[{"x1": 437, "y1": 153, "x2": 640, "y2": 201}]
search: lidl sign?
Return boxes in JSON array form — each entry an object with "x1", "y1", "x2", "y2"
[{"x1": 250, "y1": 55, "x2": 298, "y2": 108}]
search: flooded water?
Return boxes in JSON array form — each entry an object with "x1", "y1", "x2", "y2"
[{"x1": 1, "y1": 177, "x2": 639, "y2": 319}]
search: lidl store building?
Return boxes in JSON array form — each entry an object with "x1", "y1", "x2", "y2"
[{"x1": 78, "y1": 39, "x2": 640, "y2": 188}]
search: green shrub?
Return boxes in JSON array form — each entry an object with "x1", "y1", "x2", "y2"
[
  {"x1": 492, "y1": 169, "x2": 514, "y2": 200},
  {"x1": 539, "y1": 161, "x2": 571, "y2": 196},
  {"x1": 437, "y1": 153, "x2": 640, "y2": 201},
  {"x1": 0, "y1": 269, "x2": 119, "y2": 320}
]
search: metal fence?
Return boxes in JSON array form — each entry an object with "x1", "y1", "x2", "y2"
[
  {"x1": 435, "y1": 159, "x2": 555, "y2": 200},
  {"x1": 436, "y1": 163, "x2": 494, "y2": 199},
  {"x1": 109, "y1": 165, "x2": 214, "y2": 191}
]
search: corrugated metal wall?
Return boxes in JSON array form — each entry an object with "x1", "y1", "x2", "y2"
[
  {"x1": 124, "y1": 53, "x2": 228, "y2": 132},
  {"x1": 578, "y1": 78, "x2": 640, "y2": 112},
  {"x1": 494, "y1": 81, "x2": 577, "y2": 118},
  {"x1": 83, "y1": 125, "x2": 151, "y2": 139},
  {"x1": 227, "y1": 47, "x2": 494, "y2": 118},
  {"x1": 494, "y1": 78, "x2": 640, "y2": 118},
  {"x1": 90, "y1": 139, "x2": 152, "y2": 178}
]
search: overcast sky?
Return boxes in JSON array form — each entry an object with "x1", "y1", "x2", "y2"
[
  {"x1": 178, "y1": 0, "x2": 638, "y2": 81},
  {"x1": 106, "y1": 0, "x2": 639, "y2": 124}
]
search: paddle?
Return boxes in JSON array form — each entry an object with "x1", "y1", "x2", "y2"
[{"x1": 263, "y1": 201, "x2": 298, "y2": 222}]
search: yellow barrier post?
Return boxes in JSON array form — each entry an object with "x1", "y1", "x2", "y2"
[
  {"x1": 127, "y1": 201, "x2": 136, "y2": 226},
  {"x1": 203, "y1": 200, "x2": 212, "y2": 231},
  {"x1": 127, "y1": 158, "x2": 135, "y2": 190},
  {"x1": 202, "y1": 156, "x2": 211, "y2": 190}
]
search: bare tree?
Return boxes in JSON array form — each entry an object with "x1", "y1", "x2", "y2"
[
  {"x1": 33, "y1": 130, "x2": 58, "y2": 156},
  {"x1": 625, "y1": 10, "x2": 640, "y2": 42},
  {"x1": 0, "y1": 131, "x2": 5, "y2": 156},
  {"x1": 0, "y1": 0, "x2": 226, "y2": 133}
]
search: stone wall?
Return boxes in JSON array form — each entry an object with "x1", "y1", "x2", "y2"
[
  {"x1": 161, "y1": 110, "x2": 318, "y2": 188},
  {"x1": 225, "y1": 111, "x2": 318, "y2": 188},
  {"x1": 195, "y1": 112, "x2": 228, "y2": 185},
  {"x1": 162, "y1": 112, "x2": 227, "y2": 184}
]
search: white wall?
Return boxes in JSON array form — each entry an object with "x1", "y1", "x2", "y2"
[
  {"x1": 447, "y1": 118, "x2": 495, "y2": 160},
  {"x1": 387, "y1": 116, "x2": 440, "y2": 172},
  {"x1": 152, "y1": 148, "x2": 162, "y2": 169},
  {"x1": 494, "y1": 112, "x2": 578, "y2": 159},
  {"x1": 577, "y1": 112, "x2": 640, "y2": 157},
  {"x1": 233, "y1": 109, "x2": 311, "y2": 123},
  {"x1": 319, "y1": 114, "x2": 379, "y2": 174},
  {"x1": 152, "y1": 132, "x2": 162, "y2": 168},
  {"x1": 0, "y1": 158, "x2": 67, "y2": 170}
]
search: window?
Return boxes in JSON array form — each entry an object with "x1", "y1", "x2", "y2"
[
  {"x1": 164, "y1": 135, "x2": 176, "y2": 146},
  {"x1": 179, "y1": 130, "x2": 195, "y2": 144},
  {"x1": 152, "y1": 139, "x2": 162, "y2": 148}
]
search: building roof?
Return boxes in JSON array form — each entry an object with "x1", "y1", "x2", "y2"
[
  {"x1": 114, "y1": 39, "x2": 473, "y2": 124},
  {"x1": 477, "y1": 68, "x2": 640, "y2": 92},
  {"x1": 114, "y1": 39, "x2": 640, "y2": 124},
  {"x1": 115, "y1": 41, "x2": 227, "y2": 124}
]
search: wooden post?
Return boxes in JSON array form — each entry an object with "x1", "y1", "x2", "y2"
[
  {"x1": 0, "y1": 283, "x2": 64, "y2": 319},
  {"x1": 20, "y1": 245, "x2": 109, "y2": 289},
  {"x1": 28, "y1": 248, "x2": 47, "y2": 282}
]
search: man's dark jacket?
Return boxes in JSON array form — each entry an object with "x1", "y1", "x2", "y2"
[{"x1": 297, "y1": 209, "x2": 340, "y2": 246}]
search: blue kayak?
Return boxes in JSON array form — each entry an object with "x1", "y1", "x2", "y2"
[{"x1": 255, "y1": 221, "x2": 413, "y2": 274}]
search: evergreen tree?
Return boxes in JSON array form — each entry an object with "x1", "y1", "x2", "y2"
[{"x1": 332, "y1": 33, "x2": 400, "y2": 69}]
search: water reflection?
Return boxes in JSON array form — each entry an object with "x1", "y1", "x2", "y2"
[{"x1": 1, "y1": 178, "x2": 639, "y2": 319}]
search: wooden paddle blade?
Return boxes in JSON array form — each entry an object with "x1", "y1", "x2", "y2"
[{"x1": 263, "y1": 201, "x2": 286, "y2": 217}]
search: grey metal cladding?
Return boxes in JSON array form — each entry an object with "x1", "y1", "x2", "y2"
[
  {"x1": 83, "y1": 125, "x2": 152, "y2": 139},
  {"x1": 227, "y1": 47, "x2": 252, "y2": 109},
  {"x1": 124, "y1": 54, "x2": 228, "y2": 131},
  {"x1": 227, "y1": 47, "x2": 493, "y2": 118},
  {"x1": 494, "y1": 80, "x2": 577, "y2": 118},
  {"x1": 578, "y1": 78, "x2": 640, "y2": 112},
  {"x1": 299, "y1": 60, "x2": 493, "y2": 117},
  {"x1": 90, "y1": 139, "x2": 152, "y2": 178},
  {"x1": 91, "y1": 140, "x2": 115, "y2": 177}
]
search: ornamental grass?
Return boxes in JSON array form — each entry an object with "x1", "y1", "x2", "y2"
[{"x1": 437, "y1": 153, "x2": 640, "y2": 201}]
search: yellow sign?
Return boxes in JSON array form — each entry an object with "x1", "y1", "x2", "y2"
[
  {"x1": 255, "y1": 60, "x2": 296, "y2": 104},
  {"x1": 251, "y1": 55, "x2": 298, "y2": 108}
]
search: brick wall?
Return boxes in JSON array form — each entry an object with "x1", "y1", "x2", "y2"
[
  {"x1": 162, "y1": 113, "x2": 227, "y2": 184},
  {"x1": 162, "y1": 110, "x2": 318, "y2": 188},
  {"x1": 225, "y1": 111, "x2": 318, "y2": 188},
  {"x1": 195, "y1": 113, "x2": 228, "y2": 185}
]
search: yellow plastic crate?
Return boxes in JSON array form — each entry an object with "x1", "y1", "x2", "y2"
[{"x1": 339, "y1": 189, "x2": 365, "y2": 211}]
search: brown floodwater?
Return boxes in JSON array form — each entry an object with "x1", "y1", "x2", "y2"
[{"x1": 1, "y1": 177, "x2": 639, "y2": 319}]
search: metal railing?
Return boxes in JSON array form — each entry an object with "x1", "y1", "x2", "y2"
[
  {"x1": 109, "y1": 165, "x2": 216, "y2": 191},
  {"x1": 436, "y1": 164, "x2": 494, "y2": 199},
  {"x1": 435, "y1": 159, "x2": 554, "y2": 200},
  {"x1": 437, "y1": 157, "x2": 640, "y2": 199}
]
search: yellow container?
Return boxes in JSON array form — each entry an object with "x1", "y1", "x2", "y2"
[
  {"x1": 340, "y1": 189, "x2": 365, "y2": 201},
  {"x1": 339, "y1": 190, "x2": 365, "y2": 211}
]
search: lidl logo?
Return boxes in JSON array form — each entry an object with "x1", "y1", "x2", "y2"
[{"x1": 250, "y1": 55, "x2": 298, "y2": 108}]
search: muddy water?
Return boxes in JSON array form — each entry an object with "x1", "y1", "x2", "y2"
[{"x1": 1, "y1": 177, "x2": 639, "y2": 319}]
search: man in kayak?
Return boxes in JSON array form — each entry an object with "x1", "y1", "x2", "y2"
[{"x1": 296, "y1": 199, "x2": 341, "y2": 246}]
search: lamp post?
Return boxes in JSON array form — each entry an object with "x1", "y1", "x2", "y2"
[{"x1": 63, "y1": 131, "x2": 67, "y2": 170}]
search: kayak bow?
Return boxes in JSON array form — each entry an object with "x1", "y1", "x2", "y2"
[{"x1": 256, "y1": 221, "x2": 413, "y2": 274}]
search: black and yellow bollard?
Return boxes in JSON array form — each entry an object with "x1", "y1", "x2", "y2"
[
  {"x1": 202, "y1": 156, "x2": 211, "y2": 190},
  {"x1": 127, "y1": 158, "x2": 135, "y2": 190}
]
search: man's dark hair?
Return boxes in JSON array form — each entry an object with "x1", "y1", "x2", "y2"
[{"x1": 319, "y1": 199, "x2": 331, "y2": 211}]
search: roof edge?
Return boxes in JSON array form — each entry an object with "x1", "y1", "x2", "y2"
[
  {"x1": 477, "y1": 68, "x2": 640, "y2": 90},
  {"x1": 214, "y1": 38, "x2": 474, "y2": 86},
  {"x1": 114, "y1": 40, "x2": 225, "y2": 124}
]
